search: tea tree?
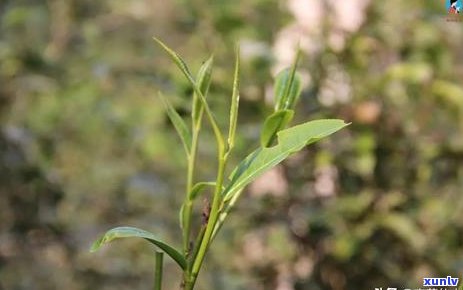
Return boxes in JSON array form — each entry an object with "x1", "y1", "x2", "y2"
[{"x1": 91, "y1": 38, "x2": 348, "y2": 290}]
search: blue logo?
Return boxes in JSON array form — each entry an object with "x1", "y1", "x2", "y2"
[{"x1": 447, "y1": 0, "x2": 463, "y2": 14}]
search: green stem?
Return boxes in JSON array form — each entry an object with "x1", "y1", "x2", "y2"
[
  {"x1": 154, "y1": 251, "x2": 163, "y2": 290},
  {"x1": 188, "y1": 152, "x2": 227, "y2": 289},
  {"x1": 190, "y1": 224, "x2": 206, "y2": 266},
  {"x1": 183, "y1": 224, "x2": 205, "y2": 290},
  {"x1": 183, "y1": 127, "x2": 199, "y2": 253},
  {"x1": 182, "y1": 125, "x2": 201, "y2": 287}
]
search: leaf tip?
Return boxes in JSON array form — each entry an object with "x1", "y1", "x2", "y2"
[
  {"x1": 90, "y1": 237, "x2": 104, "y2": 253},
  {"x1": 152, "y1": 36, "x2": 161, "y2": 44}
]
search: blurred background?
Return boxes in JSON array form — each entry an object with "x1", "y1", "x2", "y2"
[{"x1": 1, "y1": 0, "x2": 463, "y2": 289}]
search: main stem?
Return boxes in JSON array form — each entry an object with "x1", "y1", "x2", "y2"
[
  {"x1": 186, "y1": 151, "x2": 226, "y2": 290},
  {"x1": 182, "y1": 126, "x2": 200, "y2": 286},
  {"x1": 183, "y1": 128, "x2": 199, "y2": 252}
]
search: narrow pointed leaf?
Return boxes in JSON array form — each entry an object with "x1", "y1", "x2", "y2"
[
  {"x1": 223, "y1": 119, "x2": 348, "y2": 202},
  {"x1": 153, "y1": 37, "x2": 224, "y2": 151},
  {"x1": 282, "y1": 49, "x2": 301, "y2": 108},
  {"x1": 274, "y1": 69, "x2": 290, "y2": 110},
  {"x1": 285, "y1": 72, "x2": 302, "y2": 109},
  {"x1": 274, "y1": 49, "x2": 301, "y2": 111},
  {"x1": 228, "y1": 45, "x2": 240, "y2": 150},
  {"x1": 90, "y1": 226, "x2": 186, "y2": 270},
  {"x1": 153, "y1": 37, "x2": 196, "y2": 85},
  {"x1": 260, "y1": 109, "x2": 294, "y2": 147},
  {"x1": 158, "y1": 92, "x2": 191, "y2": 156},
  {"x1": 192, "y1": 56, "x2": 214, "y2": 124}
]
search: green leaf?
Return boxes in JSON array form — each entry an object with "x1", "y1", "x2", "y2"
[
  {"x1": 153, "y1": 37, "x2": 225, "y2": 152},
  {"x1": 189, "y1": 181, "x2": 216, "y2": 200},
  {"x1": 90, "y1": 226, "x2": 186, "y2": 270},
  {"x1": 285, "y1": 72, "x2": 302, "y2": 109},
  {"x1": 260, "y1": 109, "x2": 294, "y2": 147},
  {"x1": 192, "y1": 56, "x2": 214, "y2": 124},
  {"x1": 274, "y1": 69, "x2": 303, "y2": 111},
  {"x1": 158, "y1": 92, "x2": 192, "y2": 157},
  {"x1": 153, "y1": 37, "x2": 196, "y2": 85},
  {"x1": 227, "y1": 45, "x2": 240, "y2": 150},
  {"x1": 223, "y1": 119, "x2": 348, "y2": 202}
]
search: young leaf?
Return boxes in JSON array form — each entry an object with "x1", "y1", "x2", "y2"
[
  {"x1": 153, "y1": 37, "x2": 196, "y2": 85},
  {"x1": 227, "y1": 45, "x2": 240, "y2": 150},
  {"x1": 285, "y1": 71, "x2": 302, "y2": 109},
  {"x1": 282, "y1": 49, "x2": 301, "y2": 108},
  {"x1": 274, "y1": 69, "x2": 303, "y2": 111},
  {"x1": 91, "y1": 226, "x2": 186, "y2": 270},
  {"x1": 192, "y1": 56, "x2": 214, "y2": 125},
  {"x1": 274, "y1": 69, "x2": 290, "y2": 110},
  {"x1": 158, "y1": 92, "x2": 192, "y2": 156},
  {"x1": 153, "y1": 37, "x2": 224, "y2": 151},
  {"x1": 223, "y1": 119, "x2": 349, "y2": 202},
  {"x1": 260, "y1": 109, "x2": 294, "y2": 147}
]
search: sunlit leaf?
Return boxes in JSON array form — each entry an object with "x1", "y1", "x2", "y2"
[
  {"x1": 274, "y1": 69, "x2": 303, "y2": 111},
  {"x1": 91, "y1": 226, "x2": 186, "y2": 270},
  {"x1": 274, "y1": 50, "x2": 302, "y2": 111},
  {"x1": 223, "y1": 119, "x2": 348, "y2": 202},
  {"x1": 260, "y1": 109, "x2": 294, "y2": 147}
]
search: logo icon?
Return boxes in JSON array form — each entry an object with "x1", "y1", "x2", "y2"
[{"x1": 447, "y1": 0, "x2": 462, "y2": 14}]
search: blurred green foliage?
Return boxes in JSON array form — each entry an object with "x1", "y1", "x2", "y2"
[{"x1": 1, "y1": 0, "x2": 463, "y2": 290}]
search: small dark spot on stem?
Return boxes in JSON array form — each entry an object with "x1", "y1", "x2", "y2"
[{"x1": 202, "y1": 198, "x2": 211, "y2": 225}]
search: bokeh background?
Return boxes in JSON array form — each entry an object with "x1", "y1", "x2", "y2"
[{"x1": 1, "y1": 0, "x2": 463, "y2": 289}]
